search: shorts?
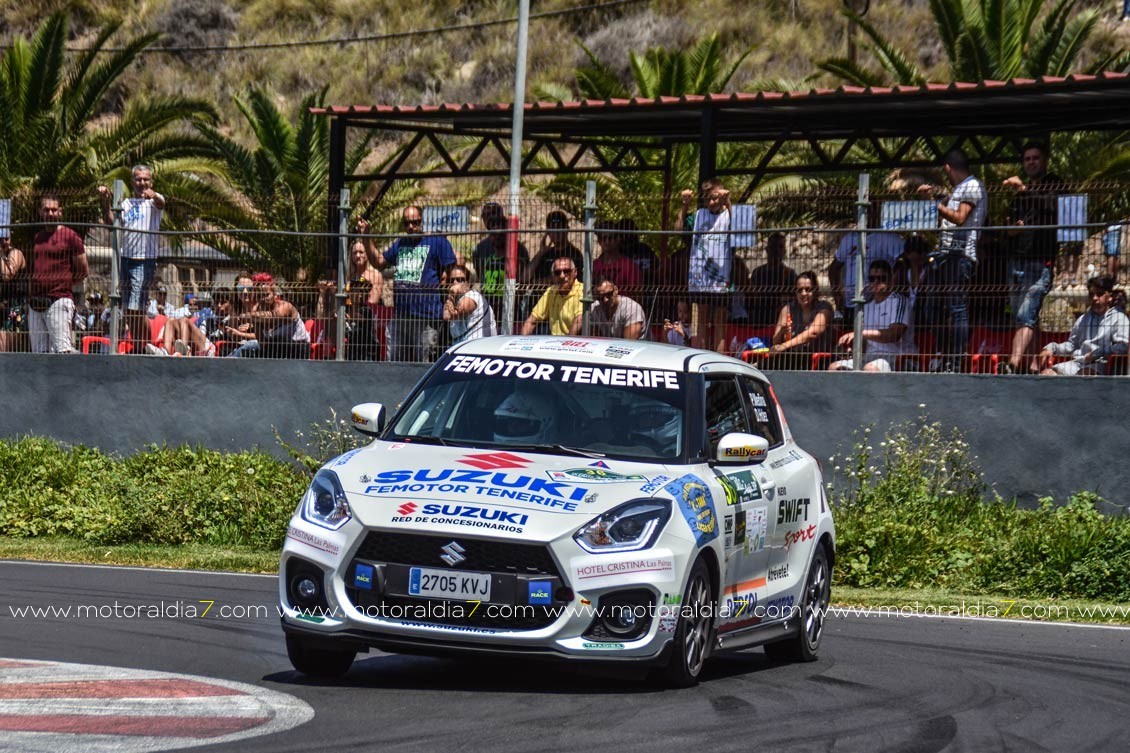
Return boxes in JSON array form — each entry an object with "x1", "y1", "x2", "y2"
[
  {"x1": 1009, "y1": 260, "x2": 1053, "y2": 329},
  {"x1": 121, "y1": 258, "x2": 156, "y2": 311},
  {"x1": 1103, "y1": 226, "x2": 1122, "y2": 258}
]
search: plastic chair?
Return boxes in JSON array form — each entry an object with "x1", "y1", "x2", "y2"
[
  {"x1": 81, "y1": 336, "x2": 131, "y2": 354},
  {"x1": 969, "y1": 327, "x2": 1012, "y2": 373}
]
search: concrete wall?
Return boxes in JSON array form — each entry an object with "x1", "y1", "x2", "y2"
[{"x1": 1, "y1": 354, "x2": 1125, "y2": 513}]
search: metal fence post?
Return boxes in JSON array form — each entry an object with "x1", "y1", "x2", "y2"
[
  {"x1": 581, "y1": 180, "x2": 597, "y2": 336},
  {"x1": 335, "y1": 188, "x2": 351, "y2": 361},
  {"x1": 852, "y1": 173, "x2": 870, "y2": 371},
  {"x1": 108, "y1": 180, "x2": 125, "y2": 355}
]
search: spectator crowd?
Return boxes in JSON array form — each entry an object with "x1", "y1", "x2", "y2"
[{"x1": 0, "y1": 149, "x2": 1127, "y2": 374}]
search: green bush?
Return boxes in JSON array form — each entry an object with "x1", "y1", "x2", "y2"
[
  {"x1": 0, "y1": 438, "x2": 306, "y2": 548},
  {"x1": 829, "y1": 418, "x2": 1130, "y2": 602}
]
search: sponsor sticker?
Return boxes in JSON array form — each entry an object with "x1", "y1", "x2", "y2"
[
  {"x1": 331, "y1": 448, "x2": 363, "y2": 467},
  {"x1": 442, "y1": 355, "x2": 681, "y2": 390},
  {"x1": 748, "y1": 507, "x2": 768, "y2": 553},
  {"x1": 639, "y1": 475, "x2": 671, "y2": 495},
  {"x1": 353, "y1": 563, "x2": 375, "y2": 590},
  {"x1": 664, "y1": 474, "x2": 719, "y2": 547},
  {"x1": 527, "y1": 580, "x2": 553, "y2": 605},
  {"x1": 582, "y1": 642, "x2": 627, "y2": 650},
  {"x1": 658, "y1": 615, "x2": 678, "y2": 633},
  {"x1": 769, "y1": 449, "x2": 804, "y2": 470},
  {"x1": 389, "y1": 502, "x2": 531, "y2": 533},
  {"x1": 723, "y1": 445, "x2": 767, "y2": 459},
  {"x1": 570, "y1": 550, "x2": 677, "y2": 587},
  {"x1": 363, "y1": 467, "x2": 586, "y2": 512},
  {"x1": 734, "y1": 510, "x2": 747, "y2": 546},
  {"x1": 286, "y1": 526, "x2": 341, "y2": 556}
]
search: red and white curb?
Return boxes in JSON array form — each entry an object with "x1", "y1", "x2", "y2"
[{"x1": 0, "y1": 658, "x2": 313, "y2": 752}]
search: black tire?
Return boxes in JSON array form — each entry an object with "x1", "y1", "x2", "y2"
[
  {"x1": 764, "y1": 544, "x2": 831, "y2": 662},
  {"x1": 286, "y1": 635, "x2": 356, "y2": 678},
  {"x1": 663, "y1": 557, "x2": 715, "y2": 688}
]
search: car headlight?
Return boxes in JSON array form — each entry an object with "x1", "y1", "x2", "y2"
[
  {"x1": 574, "y1": 499, "x2": 671, "y2": 554},
  {"x1": 299, "y1": 470, "x2": 352, "y2": 530}
]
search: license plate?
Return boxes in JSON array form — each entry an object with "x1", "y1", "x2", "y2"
[{"x1": 408, "y1": 567, "x2": 492, "y2": 601}]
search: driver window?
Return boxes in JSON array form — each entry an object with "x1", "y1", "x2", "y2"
[
  {"x1": 740, "y1": 377, "x2": 783, "y2": 447},
  {"x1": 704, "y1": 376, "x2": 751, "y2": 455}
]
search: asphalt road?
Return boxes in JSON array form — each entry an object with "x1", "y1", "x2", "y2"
[{"x1": 1, "y1": 560, "x2": 1127, "y2": 753}]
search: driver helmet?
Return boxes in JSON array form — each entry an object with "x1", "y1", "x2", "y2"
[{"x1": 493, "y1": 390, "x2": 558, "y2": 444}]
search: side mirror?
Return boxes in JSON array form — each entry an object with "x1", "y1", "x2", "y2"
[
  {"x1": 715, "y1": 432, "x2": 769, "y2": 465},
  {"x1": 351, "y1": 403, "x2": 385, "y2": 436}
]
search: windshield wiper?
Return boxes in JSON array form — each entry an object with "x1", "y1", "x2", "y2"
[
  {"x1": 405, "y1": 435, "x2": 450, "y2": 446},
  {"x1": 507, "y1": 444, "x2": 606, "y2": 458}
]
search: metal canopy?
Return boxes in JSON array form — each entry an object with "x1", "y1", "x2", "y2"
[{"x1": 317, "y1": 72, "x2": 1130, "y2": 210}]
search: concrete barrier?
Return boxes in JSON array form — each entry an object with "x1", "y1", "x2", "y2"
[{"x1": 1, "y1": 354, "x2": 1125, "y2": 513}]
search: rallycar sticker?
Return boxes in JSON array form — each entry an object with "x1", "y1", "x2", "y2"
[
  {"x1": 286, "y1": 526, "x2": 342, "y2": 556},
  {"x1": 443, "y1": 355, "x2": 680, "y2": 390},
  {"x1": 664, "y1": 474, "x2": 719, "y2": 547},
  {"x1": 570, "y1": 550, "x2": 677, "y2": 587}
]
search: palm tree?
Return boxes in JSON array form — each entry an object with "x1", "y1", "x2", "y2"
[
  {"x1": 0, "y1": 12, "x2": 218, "y2": 204},
  {"x1": 195, "y1": 87, "x2": 426, "y2": 278},
  {"x1": 531, "y1": 34, "x2": 757, "y2": 235},
  {"x1": 818, "y1": 0, "x2": 1129, "y2": 86}
]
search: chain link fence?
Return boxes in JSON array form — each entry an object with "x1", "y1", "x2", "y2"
[{"x1": 1, "y1": 180, "x2": 1126, "y2": 373}]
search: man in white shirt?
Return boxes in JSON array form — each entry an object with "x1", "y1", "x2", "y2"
[
  {"x1": 1038, "y1": 275, "x2": 1129, "y2": 375},
  {"x1": 98, "y1": 165, "x2": 165, "y2": 354},
  {"x1": 589, "y1": 276, "x2": 646, "y2": 340},
  {"x1": 829, "y1": 260, "x2": 915, "y2": 372},
  {"x1": 917, "y1": 149, "x2": 986, "y2": 371}
]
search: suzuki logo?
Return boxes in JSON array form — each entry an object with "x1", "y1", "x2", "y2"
[
  {"x1": 440, "y1": 541, "x2": 466, "y2": 567},
  {"x1": 457, "y1": 452, "x2": 529, "y2": 470},
  {"x1": 397, "y1": 502, "x2": 418, "y2": 516}
]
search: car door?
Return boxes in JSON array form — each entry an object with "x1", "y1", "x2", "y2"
[
  {"x1": 703, "y1": 375, "x2": 773, "y2": 635},
  {"x1": 739, "y1": 375, "x2": 810, "y2": 617}
]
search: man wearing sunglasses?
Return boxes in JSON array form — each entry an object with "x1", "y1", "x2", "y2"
[
  {"x1": 829, "y1": 260, "x2": 915, "y2": 372},
  {"x1": 520, "y1": 258, "x2": 583, "y2": 336},
  {"x1": 589, "y1": 275, "x2": 646, "y2": 340},
  {"x1": 357, "y1": 206, "x2": 455, "y2": 362}
]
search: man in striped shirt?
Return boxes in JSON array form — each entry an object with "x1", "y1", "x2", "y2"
[
  {"x1": 829, "y1": 259, "x2": 916, "y2": 372},
  {"x1": 1038, "y1": 276, "x2": 1129, "y2": 376},
  {"x1": 99, "y1": 165, "x2": 165, "y2": 353}
]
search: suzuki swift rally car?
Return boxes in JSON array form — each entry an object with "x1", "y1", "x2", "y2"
[{"x1": 279, "y1": 336, "x2": 834, "y2": 686}]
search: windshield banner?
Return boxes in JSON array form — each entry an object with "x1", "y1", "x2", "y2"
[{"x1": 444, "y1": 355, "x2": 680, "y2": 390}]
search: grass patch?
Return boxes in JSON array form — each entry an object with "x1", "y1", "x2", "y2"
[{"x1": 828, "y1": 417, "x2": 1130, "y2": 604}]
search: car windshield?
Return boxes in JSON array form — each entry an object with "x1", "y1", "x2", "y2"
[{"x1": 387, "y1": 354, "x2": 687, "y2": 461}]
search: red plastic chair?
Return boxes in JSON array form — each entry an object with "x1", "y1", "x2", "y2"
[
  {"x1": 81, "y1": 336, "x2": 131, "y2": 354},
  {"x1": 969, "y1": 327, "x2": 1012, "y2": 373},
  {"x1": 307, "y1": 319, "x2": 335, "y2": 360}
]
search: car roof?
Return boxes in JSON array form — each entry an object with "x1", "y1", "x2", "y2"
[{"x1": 447, "y1": 336, "x2": 769, "y2": 381}]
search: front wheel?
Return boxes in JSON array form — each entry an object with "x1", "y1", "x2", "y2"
[
  {"x1": 764, "y1": 545, "x2": 831, "y2": 662},
  {"x1": 662, "y1": 557, "x2": 715, "y2": 687},
  {"x1": 286, "y1": 635, "x2": 356, "y2": 678}
]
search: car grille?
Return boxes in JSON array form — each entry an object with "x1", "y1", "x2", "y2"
[
  {"x1": 353, "y1": 531, "x2": 561, "y2": 577},
  {"x1": 346, "y1": 531, "x2": 564, "y2": 630}
]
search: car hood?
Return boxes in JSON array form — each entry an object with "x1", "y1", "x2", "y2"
[{"x1": 325, "y1": 441, "x2": 682, "y2": 541}]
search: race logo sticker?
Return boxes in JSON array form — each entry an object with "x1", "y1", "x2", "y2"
[
  {"x1": 717, "y1": 469, "x2": 762, "y2": 505},
  {"x1": 777, "y1": 497, "x2": 811, "y2": 525},
  {"x1": 664, "y1": 474, "x2": 719, "y2": 547},
  {"x1": 722, "y1": 445, "x2": 767, "y2": 460},
  {"x1": 547, "y1": 467, "x2": 647, "y2": 484}
]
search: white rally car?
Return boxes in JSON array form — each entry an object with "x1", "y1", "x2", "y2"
[{"x1": 279, "y1": 336, "x2": 834, "y2": 686}]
